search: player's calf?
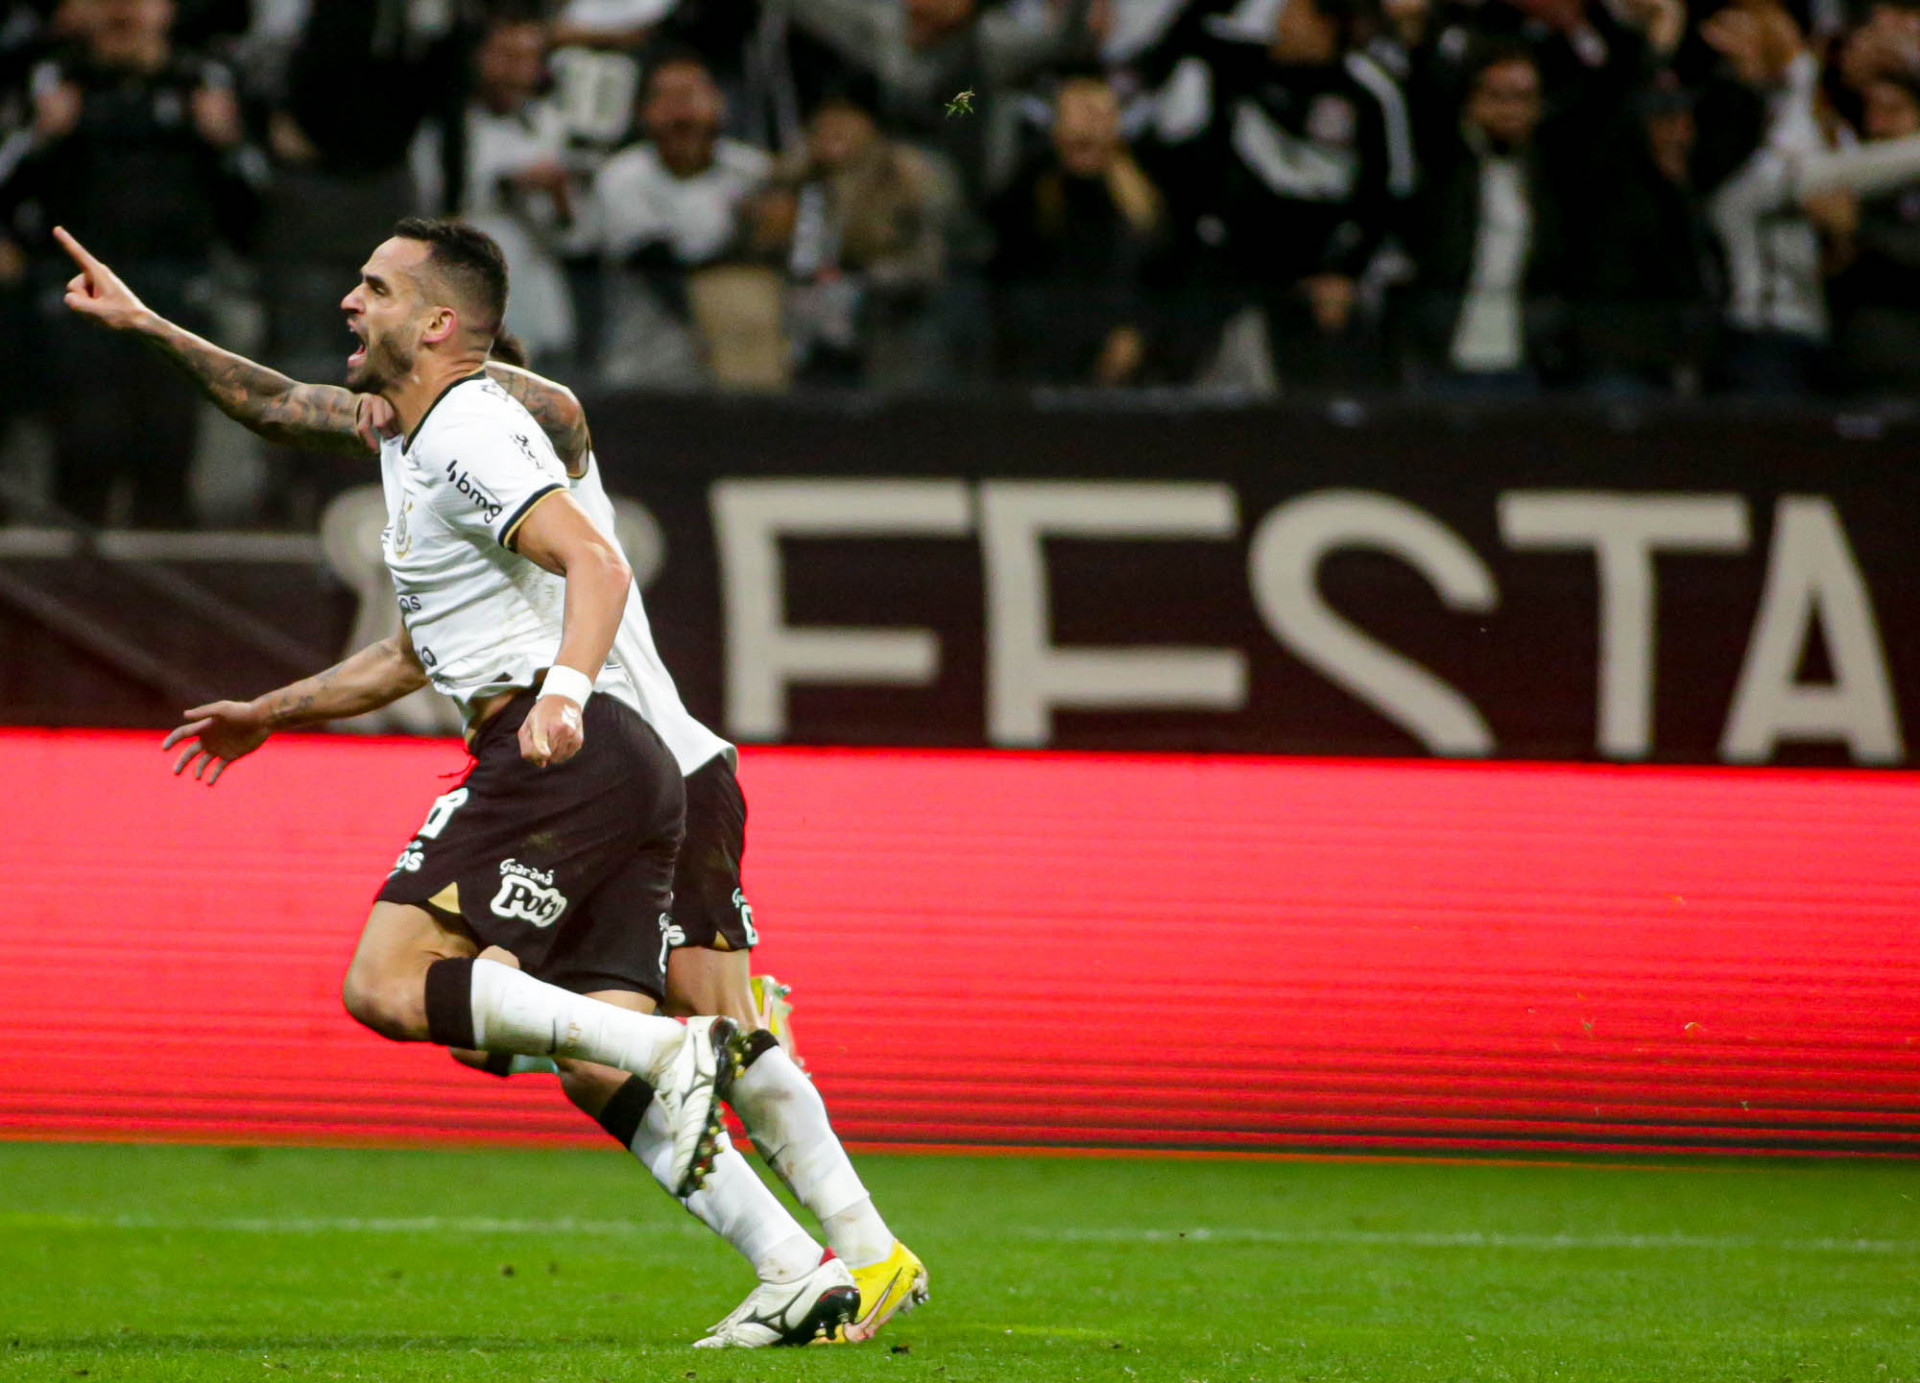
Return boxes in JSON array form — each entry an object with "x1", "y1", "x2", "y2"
[
  {"x1": 554, "y1": 1058, "x2": 627, "y2": 1116},
  {"x1": 729, "y1": 1029, "x2": 896, "y2": 1265}
]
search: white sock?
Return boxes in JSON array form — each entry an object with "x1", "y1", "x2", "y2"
[
  {"x1": 821, "y1": 1197, "x2": 894, "y2": 1268},
  {"x1": 729, "y1": 1045, "x2": 895, "y2": 1266},
  {"x1": 467, "y1": 959, "x2": 683, "y2": 1079},
  {"x1": 631, "y1": 1103, "x2": 820, "y2": 1283}
]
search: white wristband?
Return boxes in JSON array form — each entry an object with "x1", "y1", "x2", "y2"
[{"x1": 541, "y1": 665, "x2": 595, "y2": 709}]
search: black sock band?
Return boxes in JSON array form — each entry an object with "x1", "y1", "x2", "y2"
[
  {"x1": 481, "y1": 1051, "x2": 515, "y2": 1078},
  {"x1": 423, "y1": 956, "x2": 477, "y2": 1049},
  {"x1": 596, "y1": 1075, "x2": 654, "y2": 1148},
  {"x1": 739, "y1": 1027, "x2": 782, "y2": 1071}
]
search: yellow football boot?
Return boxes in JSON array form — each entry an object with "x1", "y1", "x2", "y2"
[
  {"x1": 749, "y1": 974, "x2": 798, "y2": 1061},
  {"x1": 838, "y1": 1241, "x2": 929, "y2": 1343}
]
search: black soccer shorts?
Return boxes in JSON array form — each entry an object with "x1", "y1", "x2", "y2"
[
  {"x1": 376, "y1": 688, "x2": 686, "y2": 999},
  {"x1": 669, "y1": 755, "x2": 759, "y2": 954}
]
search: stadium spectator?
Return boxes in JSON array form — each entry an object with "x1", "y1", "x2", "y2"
[
  {"x1": 413, "y1": 10, "x2": 579, "y2": 368},
  {"x1": 1816, "y1": 75, "x2": 1920, "y2": 393},
  {"x1": 1141, "y1": 0, "x2": 1406, "y2": 392},
  {"x1": 772, "y1": 0, "x2": 1101, "y2": 202},
  {"x1": 0, "y1": 0, "x2": 264, "y2": 526},
  {"x1": 1403, "y1": 0, "x2": 1685, "y2": 265},
  {"x1": 1411, "y1": 0, "x2": 1680, "y2": 136},
  {"x1": 767, "y1": 83, "x2": 953, "y2": 387},
  {"x1": 1402, "y1": 40, "x2": 1569, "y2": 392},
  {"x1": 1578, "y1": 77, "x2": 1723, "y2": 394},
  {"x1": 990, "y1": 71, "x2": 1165, "y2": 386},
  {"x1": 1836, "y1": 1, "x2": 1920, "y2": 96},
  {"x1": 542, "y1": 0, "x2": 653, "y2": 179},
  {"x1": 1701, "y1": 0, "x2": 1829, "y2": 393},
  {"x1": 7, "y1": 0, "x2": 1920, "y2": 453},
  {"x1": 254, "y1": 0, "x2": 469, "y2": 381},
  {"x1": 218, "y1": 0, "x2": 469, "y2": 525},
  {"x1": 589, "y1": 46, "x2": 773, "y2": 387}
]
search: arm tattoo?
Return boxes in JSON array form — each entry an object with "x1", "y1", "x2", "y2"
[
  {"x1": 486, "y1": 363, "x2": 592, "y2": 471},
  {"x1": 257, "y1": 666, "x2": 333, "y2": 730},
  {"x1": 146, "y1": 317, "x2": 371, "y2": 456},
  {"x1": 257, "y1": 635, "x2": 426, "y2": 729}
]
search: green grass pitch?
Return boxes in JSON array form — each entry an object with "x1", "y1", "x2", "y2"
[{"x1": 1, "y1": 1141, "x2": 1916, "y2": 1381}]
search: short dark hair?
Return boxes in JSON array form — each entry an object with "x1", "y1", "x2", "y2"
[
  {"x1": 391, "y1": 217, "x2": 509, "y2": 337},
  {"x1": 489, "y1": 331, "x2": 530, "y2": 368},
  {"x1": 806, "y1": 68, "x2": 883, "y2": 120},
  {"x1": 641, "y1": 43, "x2": 713, "y2": 102},
  {"x1": 483, "y1": 0, "x2": 547, "y2": 28},
  {"x1": 1467, "y1": 38, "x2": 1540, "y2": 89}
]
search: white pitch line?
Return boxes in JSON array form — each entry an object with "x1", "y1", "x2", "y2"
[
  {"x1": 5, "y1": 1215, "x2": 1917, "y2": 1256},
  {"x1": 1027, "y1": 1226, "x2": 1920, "y2": 1254},
  {"x1": 1, "y1": 1214, "x2": 701, "y2": 1237}
]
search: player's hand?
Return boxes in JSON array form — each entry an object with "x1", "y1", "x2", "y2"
[
  {"x1": 53, "y1": 227, "x2": 152, "y2": 332},
  {"x1": 519, "y1": 694, "x2": 584, "y2": 768},
  {"x1": 162, "y1": 700, "x2": 271, "y2": 785},
  {"x1": 353, "y1": 393, "x2": 399, "y2": 452}
]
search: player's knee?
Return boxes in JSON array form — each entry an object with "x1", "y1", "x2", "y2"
[
  {"x1": 341, "y1": 965, "x2": 427, "y2": 1041},
  {"x1": 338, "y1": 967, "x2": 388, "y2": 1034}
]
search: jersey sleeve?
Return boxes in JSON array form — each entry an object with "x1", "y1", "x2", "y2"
[{"x1": 416, "y1": 387, "x2": 571, "y2": 550}]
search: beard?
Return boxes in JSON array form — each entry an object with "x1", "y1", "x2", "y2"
[{"x1": 346, "y1": 330, "x2": 415, "y2": 393}]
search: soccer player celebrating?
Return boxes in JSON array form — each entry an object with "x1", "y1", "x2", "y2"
[
  {"x1": 509, "y1": 420, "x2": 929, "y2": 1348},
  {"x1": 54, "y1": 222, "x2": 924, "y2": 1347}
]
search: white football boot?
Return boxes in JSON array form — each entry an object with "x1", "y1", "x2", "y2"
[
  {"x1": 692, "y1": 1253, "x2": 860, "y2": 1348},
  {"x1": 649, "y1": 1015, "x2": 737, "y2": 1197}
]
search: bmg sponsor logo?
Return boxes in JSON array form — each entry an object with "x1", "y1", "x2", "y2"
[{"x1": 445, "y1": 461, "x2": 504, "y2": 525}]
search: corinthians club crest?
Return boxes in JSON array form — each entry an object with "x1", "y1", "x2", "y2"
[{"x1": 389, "y1": 497, "x2": 414, "y2": 557}]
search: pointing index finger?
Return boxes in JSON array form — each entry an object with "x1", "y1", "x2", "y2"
[{"x1": 51, "y1": 225, "x2": 101, "y2": 275}]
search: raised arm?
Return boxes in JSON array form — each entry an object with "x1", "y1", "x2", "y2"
[
  {"x1": 162, "y1": 627, "x2": 430, "y2": 784},
  {"x1": 56, "y1": 225, "x2": 382, "y2": 456},
  {"x1": 60, "y1": 226, "x2": 590, "y2": 465}
]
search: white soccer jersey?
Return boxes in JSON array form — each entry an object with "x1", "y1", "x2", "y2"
[
  {"x1": 380, "y1": 373, "x2": 635, "y2": 725},
  {"x1": 569, "y1": 453, "x2": 735, "y2": 777}
]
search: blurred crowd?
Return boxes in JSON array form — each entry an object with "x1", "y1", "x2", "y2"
[{"x1": 0, "y1": 0, "x2": 1916, "y2": 524}]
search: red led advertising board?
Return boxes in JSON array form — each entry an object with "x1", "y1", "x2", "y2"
[{"x1": 1, "y1": 729, "x2": 1914, "y2": 1154}]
